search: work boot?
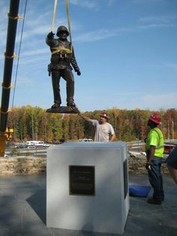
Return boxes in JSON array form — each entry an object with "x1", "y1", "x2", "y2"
[{"x1": 147, "y1": 198, "x2": 162, "y2": 205}]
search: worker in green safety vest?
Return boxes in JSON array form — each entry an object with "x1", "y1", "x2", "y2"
[{"x1": 145, "y1": 112, "x2": 165, "y2": 205}]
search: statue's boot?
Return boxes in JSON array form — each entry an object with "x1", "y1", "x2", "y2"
[{"x1": 51, "y1": 103, "x2": 60, "y2": 109}]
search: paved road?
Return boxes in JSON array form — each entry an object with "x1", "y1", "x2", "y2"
[{"x1": 0, "y1": 174, "x2": 176, "y2": 236}]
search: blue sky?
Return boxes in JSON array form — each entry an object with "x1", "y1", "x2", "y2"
[{"x1": 0, "y1": 0, "x2": 177, "y2": 112}]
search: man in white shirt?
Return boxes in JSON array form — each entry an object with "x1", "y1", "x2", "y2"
[{"x1": 79, "y1": 112, "x2": 116, "y2": 142}]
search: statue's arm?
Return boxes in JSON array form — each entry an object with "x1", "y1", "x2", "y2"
[
  {"x1": 46, "y1": 32, "x2": 56, "y2": 46},
  {"x1": 70, "y1": 47, "x2": 81, "y2": 75}
]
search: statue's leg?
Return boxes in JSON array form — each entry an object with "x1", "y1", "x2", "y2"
[
  {"x1": 63, "y1": 69, "x2": 75, "y2": 107},
  {"x1": 51, "y1": 70, "x2": 61, "y2": 107}
]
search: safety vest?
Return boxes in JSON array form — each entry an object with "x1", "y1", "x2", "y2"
[{"x1": 146, "y1": 127, "x2": 164, "y2": 158}]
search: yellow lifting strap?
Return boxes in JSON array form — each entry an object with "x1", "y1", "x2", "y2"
[
  {"x1": 51, "y1": 0, "x2": 58, "y2": 32},
  {"x1": 51, "y1": 47, "x2": 72, "y2": 55},
  {"x1": 51, "y1": 0, "x2": 72, "y2": 51},
  {"x1": 65, "y1": 0, "x2": 72, "y2": 46}
]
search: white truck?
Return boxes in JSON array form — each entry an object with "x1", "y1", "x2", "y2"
[{"x1": 26, "y1": 141, "x2": 49, "y2": 147}]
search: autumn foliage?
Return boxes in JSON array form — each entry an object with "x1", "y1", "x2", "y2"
[{"x1": 6, "y1": 106, "x2": 177, "y2": 142}]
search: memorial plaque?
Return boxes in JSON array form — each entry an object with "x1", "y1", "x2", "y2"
[{"x1": 69, "y1": 166, "x2": 95, "y2": 196}]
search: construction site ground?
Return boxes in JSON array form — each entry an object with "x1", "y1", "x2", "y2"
[{"x1": 0, "y1": 173, "x2": 176, "y2": 236}]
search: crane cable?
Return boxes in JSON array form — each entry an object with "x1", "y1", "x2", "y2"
[
  {"x1": 11, "y1": 0, "x2": 28, "y2": 111},
  {"x1": 7, "y1": 0, "x2": 28, "y2": 138},
  {"x1": 51, "y1": 0, "x2": 72, "y2": 47}
]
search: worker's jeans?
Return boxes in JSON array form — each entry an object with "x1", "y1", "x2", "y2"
[{"x1": 148, "y1": 157, "x2": 164, "y2": 201}]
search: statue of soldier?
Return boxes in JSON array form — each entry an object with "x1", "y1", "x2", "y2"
[{"x1": 46, "y1": 25, "x2": 81, "y2": 110}]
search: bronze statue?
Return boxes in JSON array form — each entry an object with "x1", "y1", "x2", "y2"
[{"x1": 46, "y1": 25, "x2": 81, "y2": 113}]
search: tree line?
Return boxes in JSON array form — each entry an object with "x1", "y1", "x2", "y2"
[{"x1": 6, "y1": 105, "x2": 177, "y2": 143}]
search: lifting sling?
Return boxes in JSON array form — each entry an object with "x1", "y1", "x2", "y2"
[{"x1": 51, "y1": 0, "x2": 72, "y2": 47}]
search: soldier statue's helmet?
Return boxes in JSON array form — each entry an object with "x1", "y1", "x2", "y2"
[{"x1": 56, "y1": 25, "x2": 69, "y2": 37}]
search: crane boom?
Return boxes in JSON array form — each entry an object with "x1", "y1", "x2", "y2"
[{"x1": 0, "y1": 0, "x2": 20, "y2": 156}]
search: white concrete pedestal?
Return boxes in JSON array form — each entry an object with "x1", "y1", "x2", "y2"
[{"x1": 47, "y1": 142, "x2": 129, "y2": 235}]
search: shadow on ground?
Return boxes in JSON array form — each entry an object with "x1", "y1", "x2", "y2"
[{"x1": 27, "y1": 188, "x2": 46, "y2": 224}]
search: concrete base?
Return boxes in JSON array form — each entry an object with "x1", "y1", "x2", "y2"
[{"x1": 47, "y1": 142, "x2": 129, "y2": 235}]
